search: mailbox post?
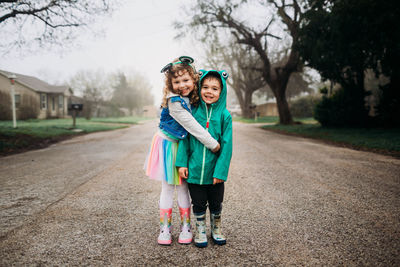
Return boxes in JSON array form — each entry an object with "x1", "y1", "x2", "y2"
[
  {"x1": 8, "y1": 74, "x2": 17, "y2": 128},
  {"x1": 68, "y1": 103, "x2": 83, "y2": 128},
  {"x1": 249, "y1": 104, "x2": 258, "y2": 122}
]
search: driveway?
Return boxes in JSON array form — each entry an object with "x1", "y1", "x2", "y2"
[{"x1": 0, "y1": 120, "x2": 399, "y2": 266}]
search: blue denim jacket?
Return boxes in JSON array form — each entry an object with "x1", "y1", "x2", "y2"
[{"x1": 159, "y1": 96, "x2": 191, "y2": 139}]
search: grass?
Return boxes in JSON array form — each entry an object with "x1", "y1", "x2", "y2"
[
  {"x1": 263, "y1": 124, "x2": 400, "y2": 152},
  {"x1": 89, "y1": 116, "x2": 154, "y2": 124},
  {"x1": 0, "y1": 116, "x2": 151, "y2": 155},
  {"x1": 233, "y1": 116, "x2": 317, "y2": 124},
  {"x1": 235, "y1": 116, "x2": 400, "y2": 155},
  {"x1": 233, "y1": 116, "x2": 279, "y2": 124}
]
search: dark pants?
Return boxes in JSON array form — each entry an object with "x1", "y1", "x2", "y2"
[{"x1": 188, "y1": 183, "x2": 224, "y2": 214}]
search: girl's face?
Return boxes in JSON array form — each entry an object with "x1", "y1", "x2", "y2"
[{"x1": 171, "y1": 70, "x2": 195, "y2": 97}]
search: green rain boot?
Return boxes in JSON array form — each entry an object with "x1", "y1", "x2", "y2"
[
  {"x1": 210, "y1": 212, "x2": 226, "y2": 245},
  {"x1": 194, "y1": 212, "x2": 208, "y2": 248}
]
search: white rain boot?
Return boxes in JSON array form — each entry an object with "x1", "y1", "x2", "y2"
[
  {"x1": 194, "y1": 212, "x2": 208, "y2": 248},
  {"x1": 178, "y1": 207, "x2": 193, "y2": 244},
  {"x1": 210, "y1": 211, "x2": 226, "y2": 245},
  {"x1": 158, "y1": 208, "x2": 172, "y2": 245}
]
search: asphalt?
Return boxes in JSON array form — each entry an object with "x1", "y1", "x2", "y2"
[{"x1": 0, "y1": 120, "x2": 399, "y2": 266}]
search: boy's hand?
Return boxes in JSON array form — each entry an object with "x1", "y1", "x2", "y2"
[
  {"x1": 211, "y1": 143, "x2": 220, "y2": 153},
  {"x1": 179, "y1": 167, "x2": 188, "y2": 179},
  {"x1": 213, "y1": 178, "x2": 224, "y2": 185}
]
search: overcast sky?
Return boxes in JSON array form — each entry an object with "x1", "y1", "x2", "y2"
[{"x1": 0, "y1": 0, "x2": 205, "y2": 105}]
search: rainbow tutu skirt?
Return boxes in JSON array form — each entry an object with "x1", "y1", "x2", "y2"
[{"x1": 144, "y1": 133, "x2": 181, "y2": 185}]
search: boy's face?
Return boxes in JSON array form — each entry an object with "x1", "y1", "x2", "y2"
[{"x1": 200, "y1": 77, "x2": 221, "y2": 105}]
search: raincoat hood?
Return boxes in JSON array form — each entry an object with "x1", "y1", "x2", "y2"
[{"x1": 195, "y1": 69, "x2": 229, "y2": 119}]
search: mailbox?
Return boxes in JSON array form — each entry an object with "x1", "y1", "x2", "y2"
[{"x1": 68, "y1": 104, "x2": 83, "y2": 111}]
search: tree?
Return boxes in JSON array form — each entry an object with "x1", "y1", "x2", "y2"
[
  {"x1": 111, "y1": 72, "x2": 154, "y2": 115},
  {"x1": 203, "y1": 36, "x2": 267, "y2": 118},
  {"x1": 258, "y1": 63, "x2": 313, "y2": 100},
  {"x1": 68, "y1": 69, "x2": 113, "y2": 119},
  {"x1": 298, "y1": 0, "x2": 400, "y2": 126},
  {"x1": 179, "y1": 0, "x2": 306, "y2": 124},
  {"x1": 0, "y1": 0, "x2": 118, "y2": 53}
]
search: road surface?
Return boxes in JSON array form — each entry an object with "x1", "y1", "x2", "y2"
[{"x1": 1, "y1": 120, "x2": 399, "y2": 266}]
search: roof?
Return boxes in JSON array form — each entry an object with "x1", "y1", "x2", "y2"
[{"x1": 0, "y1": 69, "x2": 69, "y2": 94}]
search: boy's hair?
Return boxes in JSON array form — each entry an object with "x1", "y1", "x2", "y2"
[
  {"x1": 161, "y1": 58, "x2": 199, "y2": 108},
  {"x1": 201, "y1": 72, "x2": 222, "y2": 89}
]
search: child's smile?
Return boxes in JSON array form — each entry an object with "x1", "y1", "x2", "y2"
[
  {"x1": 171, "y1": 71, "x2": 195, "y2": 97},
  {"x1": 201, "y1": 78, "x2": 221, "y2": 105}
]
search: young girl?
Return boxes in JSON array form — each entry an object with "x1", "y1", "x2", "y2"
[{"x1": 144, "y1": 56, "x2": 220, "y2": 245}]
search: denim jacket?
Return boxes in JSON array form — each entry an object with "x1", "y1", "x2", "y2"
[{"x1": 159, "y1": 96, "x2": 191, "y2": 139}]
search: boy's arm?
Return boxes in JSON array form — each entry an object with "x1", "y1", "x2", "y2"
[
  {"x1": 169, "y1": 99, "x2": 219, "y2": 151},
  {"x1": 212, "y1": 111, "x2": 233, "y2": 181},
  {"x1": 175, "y1": 136, "x2": 190, "y2": 168}
]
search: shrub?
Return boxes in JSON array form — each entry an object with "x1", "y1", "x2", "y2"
[
  {"x1": 0, "y1": 91, "x2": 11, "y2": 120},
  {"x1": 375, "y1": 82, "x2": 400, "y2": 127},
  {"x1": 18, "y1": 95, "x2": 40, "y2": 120},
  {"x1": 290, "y1": 95, "x2": 320, "y2": 118},
  {"x1": 314, "y1": 86, "x2": 369, "y2": 127}
]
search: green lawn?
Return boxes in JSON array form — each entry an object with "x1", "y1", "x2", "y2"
[
  {"x1": 89, "y1": 116, "x2": 154, "y2": 124},
  {"x1": 235, "y1": 116, "x2": 400, "y2": 154},
  {"x1": 263, "y1": 123, "x2": 400, "y2": 153},
  {"x1": 233, "y1": 116, "x2": 317, "y2": 124},
  {"x1": 0, "y1": 117, "x2": 149, "y2": 154},
  {"x1": 233, "y1": 116, "x2": 279, "y2": 124}
]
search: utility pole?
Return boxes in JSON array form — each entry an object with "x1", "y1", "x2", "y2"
[{"x1": 8, "y1": 74, "x2": 17, "y2": 128}]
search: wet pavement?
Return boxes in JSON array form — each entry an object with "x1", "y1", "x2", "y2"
[{"x1": 0, "y1": 120, "x2": 399, "y2": 266}]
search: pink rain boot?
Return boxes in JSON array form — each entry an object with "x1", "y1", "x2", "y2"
[
  {"x1": 178, "y1": 207, "x2": 193, "y2": 244},
  {"x1": 158, "y1": 208, "x2": 172, "y2": 245}
]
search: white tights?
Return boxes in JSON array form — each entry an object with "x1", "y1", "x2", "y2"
[{"x1": 159, "y1": 179, "x2": 191, "y2": 209}]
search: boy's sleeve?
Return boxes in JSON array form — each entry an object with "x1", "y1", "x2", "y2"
[
  {"x1": 175, "y1": 136, "x2": 190, "y2": 168},
  {"x1": 213, "y1": 111, "x2": 233, "y2": 181}
]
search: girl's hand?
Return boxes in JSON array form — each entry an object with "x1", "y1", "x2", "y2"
[
  {"x1": 211, "y1": 143, "x2": 220, "y2": 153},
  {"x1": 213, "y1": 178, "x2": 224, "y2": 185},
  {"x1": 179, "y1": 167, "x2": 188, "y2": 179}
]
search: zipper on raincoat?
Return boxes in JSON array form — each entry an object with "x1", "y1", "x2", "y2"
[{"x1": 200, "y1": 104, "x2": 212, "y2": 185}]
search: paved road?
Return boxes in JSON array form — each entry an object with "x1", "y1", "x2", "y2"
[{"x1": 1, "y1": 121, "x2": 399, "y2": 266}]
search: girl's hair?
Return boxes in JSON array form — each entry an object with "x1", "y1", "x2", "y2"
[{"x1": 161, "y1": 58, "x2": 199, "y2": 108}]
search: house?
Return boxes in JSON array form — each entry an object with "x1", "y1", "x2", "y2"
[
  {"x1": 255, "y1": 102, "x2": 279, "y2": 116},
  {"x1": 0, "y1": 69, "x2": 73, "y2": 119}
]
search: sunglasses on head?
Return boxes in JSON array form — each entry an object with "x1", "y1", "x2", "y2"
[{"x1": 160, "y1": 56, "x2": 195, "y2": 73}]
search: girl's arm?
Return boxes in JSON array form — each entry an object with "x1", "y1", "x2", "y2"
[{"x1": 168, "y1": 99, "x2": 219, "y2": 151}]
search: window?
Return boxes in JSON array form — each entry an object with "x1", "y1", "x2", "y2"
[
  {"x1": 52, "y1": 96, "x2": 55, "y2": 111},
  {"x1": 41, "y1": 93, "x2": 47, "y2": 109},
  {"x1": 14, "y1": 94, "x2": 20, "y2": 108},
  {"x1": 58, "y1": 95, "x2": 64, "y2": 109}
]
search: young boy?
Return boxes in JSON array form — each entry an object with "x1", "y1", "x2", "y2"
[{"x1": 176, "y1": 69, "x2": 232, "y2": 248}]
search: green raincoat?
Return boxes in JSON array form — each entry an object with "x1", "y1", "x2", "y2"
[{"x1": 175, "y1": 69, "x2": 233, "y2": 185}]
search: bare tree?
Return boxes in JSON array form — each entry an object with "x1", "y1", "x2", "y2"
[
  {"x1": 204, "y1": 37, "x2": 267, "y2": 118},
  {"x1": 0, "y1": 0, "x2": 118, "y2": 53},
  {"x1": 179, "y1": 0, "x2": 305, "y2": 124},
  {"x1": 68, "y1": 69, "x2": 113, "y2": 118}
]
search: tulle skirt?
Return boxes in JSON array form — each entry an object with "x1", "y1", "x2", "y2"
[{"x1": 144, "y1": 133, "x2": 181, "y2": 185}]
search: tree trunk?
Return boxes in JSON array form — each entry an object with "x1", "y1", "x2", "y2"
[
  {"x1": 269, "y1": 71, "x2": 294, "y2": 125},
  {"x1": 242, "y1": 90, "x2": 254, "y2": 118},
  {"x1": 232, "y1": 85, "x2": 254, "y2": 118},
  {"x1": 275, "y1": 88, "x2": 293, "y2": 124}
]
